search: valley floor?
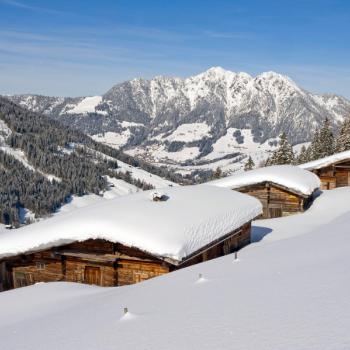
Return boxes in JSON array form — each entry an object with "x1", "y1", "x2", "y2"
[{"x1": 0, "y1": 188, "x2": 349, "y2": 349}]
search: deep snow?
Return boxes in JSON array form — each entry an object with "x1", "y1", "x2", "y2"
[
  {"x1": 0, "y1": 185, "x2": 262, "y2": 262},
  {"x1": 0, "y1": 188, "x2": 349, "y2": 349}
]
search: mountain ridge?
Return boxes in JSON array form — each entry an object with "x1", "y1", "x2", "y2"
[{"x1": 5, "y1": 67, "x2": 350, "y2": 175}]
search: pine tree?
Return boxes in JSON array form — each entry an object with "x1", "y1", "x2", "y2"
[
  {"x1": 267, "y1": 133, "x2": 294, "y2": 165},
  {"x1": 244, "y1": 156, "x2": 255, "y2": 171},
  {"x1": 311, "y1": 118, "x2": 334, "y2": 159},
  {"x1": 296, "y1": 145, "x2": 312, "y2": 164},
  {"x1": 336, "y1": 118, "x2": 350, "y2": 152},
  {"x1": 212, "y1": 167, "x2": 223, "y2": 179}
]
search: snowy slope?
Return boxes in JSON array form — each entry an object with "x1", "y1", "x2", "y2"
[
  {"x1": 252, "y1": 187, "x2": 350, "y2": 243},
  {"x1": 116, "y1": 159, "x2": 176, "y2": 188},
  {"x1": 56, "y1": 176, "x2": 139, "y2": 215},
  {"x1": 65, "y1": 96, "x2": 105, "y2": 115},
  {"x1": 0, "y1": 188, "x2": 349, "y2": 349}
]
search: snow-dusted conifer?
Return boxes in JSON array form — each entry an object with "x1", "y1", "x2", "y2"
[
  {"x1": 311, "y1": 118, "x2": 334, "y2": 159},
  {"x1": 244, "y1": 156, "x2": 255, "y2": 171},
  {"x1": 212, "y1": 167, "x2": 223, "y2": 179},
  {"x1": 336, "y1": 118, "x2": 350, "y2": 152},
  {"x1": 267, "y1": 133, "x2": 294, "y2": 165},
  {"x1": 297, "y1": 145, "x2": 312, "y2": 164}
]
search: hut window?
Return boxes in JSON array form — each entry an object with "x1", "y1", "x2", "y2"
[{"x1": 36, "y1": 262, "x2": 46, "y2": 270}]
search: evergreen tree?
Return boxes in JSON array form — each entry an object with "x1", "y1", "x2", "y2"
[
  {"x1": 267, "y1": 133, "x2": 294, "y2": 165},
  {"x1": 336, "y1": 118, "x2": 350, "y2": 152},
  {"x1": 212, "y1": 167, "x2": 223, "y2": 179},
  {"x1": 244, "y1": 156, "x2": 255, "y2": 171},
  {"x1": 311, "y1": 118, "x2": 334, "y2": 159},
  {"x1": 296, "y1": 145, "x2": 312, "y2": 164}
]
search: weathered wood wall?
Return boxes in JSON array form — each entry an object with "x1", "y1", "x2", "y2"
[
  {"x1": 181, "y1": 222, "x2": 251, "y2": 268},
  {"x1": 314, "y1": 161, "x2": 350, "y2": 189},
  {"x1": 237, "y1": 183, "x2": 307, "y2": 219},
  {"x1": 1, "y1": 222, "x2": 253, "y2": 292},
  {"x1": 117, "y1": 260, "x2": 169, "y2": 286}
]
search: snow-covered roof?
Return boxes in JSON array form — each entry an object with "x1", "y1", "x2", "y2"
[
  {"x1": 208, "y1": 165, "x2": 320, "y2": 196},
  {"x1": 0, "y1": 185, "x2": 262, "y2": 263},
  {"x1": 299, "y1": 150, "x2": 350, "y2": 171}
]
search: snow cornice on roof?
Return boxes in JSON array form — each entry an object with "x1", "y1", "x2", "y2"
[
  {"x1": 208, "y1": 165, "x2": 320, "y2": 197},
  {"x1": 0, "y1": 185, "x2": 262, "y2": 262},
  {"x1": 299, "y1": 150, "x2": 350, "y2": 171}
]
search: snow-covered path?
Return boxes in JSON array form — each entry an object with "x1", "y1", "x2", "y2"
[{"x1": 0, "y1": 188, "x2": 350, "y2": 349}]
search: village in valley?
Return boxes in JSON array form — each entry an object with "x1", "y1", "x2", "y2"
[{"x1": 0, "y1": 1, "x2": 350, "y2": 349}]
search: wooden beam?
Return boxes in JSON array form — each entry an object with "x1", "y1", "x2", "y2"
[{"x1": 55, "y1": 250, "x2": 160, "y2": 263}]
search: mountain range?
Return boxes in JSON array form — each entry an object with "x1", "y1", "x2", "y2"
[{"x1": 6, "y1": 67, "x2": 350, "y2": 174}]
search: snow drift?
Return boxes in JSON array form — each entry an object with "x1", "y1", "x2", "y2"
[{"x1": 0, "y1": 188, "x2": 349, "y2": 349}]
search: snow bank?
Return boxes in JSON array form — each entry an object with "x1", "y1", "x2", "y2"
[
  {"x1": 299, "y1": 150, "x2": 350, "y2": 170},
  {"x1": 0, "y1": 185, "x2": 262, "y2": 262},
  {"x1": 208, "y1": 165, "x2": 320, "y2": 196}
]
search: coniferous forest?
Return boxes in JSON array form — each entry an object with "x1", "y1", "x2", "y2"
[
  {"x1": 265, "y1": 117, "x2": 350, "y2": 167},
  {"x1": 0, "y1": 97, "x2": 186, "y2": 226}
]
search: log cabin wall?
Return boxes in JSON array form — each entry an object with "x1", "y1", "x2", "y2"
[
  {"x1": 11, "y1": 252, "x2": 63, "y2": 288},
  {"x1": 180, "y1": 222, "x2": 251, "y2": 268},
  {"x1": 313, "y1": 160, "x2": 350, "y2": 190},
  {"x1": 64, "y1": 259, "x2": 117, "y2": 286},
  {"x1": 1, "y1": 223, "x2": 253, "y2": 291},
  {"x1": 237, "y1": 183, "x2": 306, "y2": 219},
  {"x1": 117, "y1": 260, "x2": 169, "y2": 286},
  {"x1": 0, "y1": 261, "x2": 12, "y2": 291},
  {"x1": 1, "y1": 239, "x2": 172, "y2": 290}
]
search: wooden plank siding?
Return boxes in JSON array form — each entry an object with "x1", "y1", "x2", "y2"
[
  {"x1": 313, "y1": 160, "x2": 350, "y2": 190},
  {"x1": 235, "y1": 182, "x2": 311, "y2": 219},
  {"x1": 0, "y1": 222, "x2": 254, "y2": 291}
]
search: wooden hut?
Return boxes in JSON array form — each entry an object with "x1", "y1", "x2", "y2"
[
  {"x1": 0, "y1": 185, "x2": 262, "y2": 291},
  {"x1": 300, "y1": 150, "x2": 350, "y2": 190},
  {"x1": 209, "y1": 165, "x2": 320, "y2": 219}
]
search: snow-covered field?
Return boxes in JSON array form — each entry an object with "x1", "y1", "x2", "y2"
[
  {"x1": 91, "y1": 131, "x2": 132, "y2": 149},
  {"x1": 126, "y1": 128, "x2": 279, "y2": 174},
  {"x1": 0, "y1": 188, "x2": 349, "y2": 349},
  {"x1": 116, "y1": 159, "x2": 176, "y2": 188},
  {"x1": 65, "y1": 96, "x2": 105, "y2": 115}
]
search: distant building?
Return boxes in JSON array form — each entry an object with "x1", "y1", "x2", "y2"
[
  {"x1": 209, "y1": 165, "x2": 320, "y2": 219},
  {"x1": 0, "y1": 186, "x2": 262, "y2": 291},
  {"x1": 300, "y1": 150, "x2": 350, "y2": 190}
]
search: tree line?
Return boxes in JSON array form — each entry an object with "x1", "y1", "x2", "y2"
[
  {"x1": 243, "y1": 117, "x2": 350, "y2": 170},
  {"x1": 0, "y1": 97, "x2": 161, "y2": 226}
]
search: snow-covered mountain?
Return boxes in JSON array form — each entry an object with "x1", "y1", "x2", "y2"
[{"x1": 7, "y1": 67, "x2": 350, "y2": 174}]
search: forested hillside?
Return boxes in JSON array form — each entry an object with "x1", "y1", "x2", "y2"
[{"x1": 0, "y1": 97, "x2": 184, "y2": 226}]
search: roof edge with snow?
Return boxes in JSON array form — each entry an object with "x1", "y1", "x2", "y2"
[
  {"x1": 208, "y1": 165, "x2": 320, "y2": 197},
  {"x1": 299, "y1": 150, "x2": 350, "y2": 171},
  {"x1": 0, "y1": 185, "x2": 262, "y2": 263}
]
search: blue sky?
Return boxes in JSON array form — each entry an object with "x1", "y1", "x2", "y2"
[{"x1": 0, "y1": 0, "x2": 349, "y2": 98}]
